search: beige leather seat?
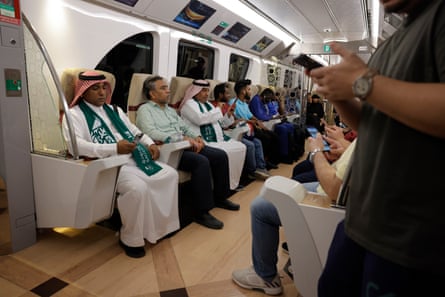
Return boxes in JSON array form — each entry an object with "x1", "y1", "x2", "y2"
[
  {"x1": 33, "y1": 68, "x2": 128, "y2": 228},
  {"x1": 261, "y1": 176, "x2": 345, "y2": 297}
]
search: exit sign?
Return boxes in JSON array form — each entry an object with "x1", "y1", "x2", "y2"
[{"x1": 323, "y1": 44, "x2": 331, "y2": 52}]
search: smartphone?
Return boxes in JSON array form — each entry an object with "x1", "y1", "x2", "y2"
[
  {"x1": 133, "y1": 133, "x2": 143, "y2": 144},
  {"x1": 306, "y1": 126, "x2": 330, "y2": 151},
  {"x1": 292, "y1": 54, "x2": 323, "y2": 70}
]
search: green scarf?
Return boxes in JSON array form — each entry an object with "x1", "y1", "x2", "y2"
[
  {"x1": 194, "y1": 99, "x2": 230, "y2": 142},
  {"x1": 78, "y1": 100, "x2": 162, "y2": 176}
]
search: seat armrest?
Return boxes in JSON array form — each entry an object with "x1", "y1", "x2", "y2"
[
  {"x1": 263, "y1": 118, "x2": 281, "y2": 130},
  {"x1": 261, "y1": 176, "x2": 345, "y2": 297},
  {"x1": 286, "y1": 113, "x2": 300, "y2": 123},
  {"x1": 224, "y1": 125, "x2": 249, "y2": 141},
  {"x1": 158, "y1": 140, "x2": 190, "y2": 168}
]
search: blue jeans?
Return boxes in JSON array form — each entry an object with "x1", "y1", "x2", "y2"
[
  {"x1": 251, "y1": 196, "x2": 281, "y2": 282},
  {"x1": 250, "y1": 184, "x2": 316, "y2": 282},
  {"x1": 242, "y1": 136, "x2": 267, "y2": 171},
  {"x1": 303, "y1": 181, "x2": 319, "y2": 192},
  {"x1": 241, "y1": 137, "x2": 256, "y2": 174}
]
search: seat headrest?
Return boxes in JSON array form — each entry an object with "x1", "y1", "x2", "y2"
[
  {"x1": 170, "y1": 76, "x2": 221, "y2": 105},
  {"x1": 60, "y1": 68, "x2": 115, "y2": 109},
  {"x1": 276, "y1": 87, "x2": 287, "y2": 97},
  {"x1": 256, "y1": 84, "x2": 271, "y2": 96},
  {"x1": 127, "y1": 73, "x2": 155, "y2": 124},
  {"x1": 226, "y1": 82, "x2": 236, "y2": 99},
  {"x1": 250, "y1": 85, "x2": 259, "y2": 97},
  {"x1": 169, "y1": 77, "x2": 194, "y2": 106}
]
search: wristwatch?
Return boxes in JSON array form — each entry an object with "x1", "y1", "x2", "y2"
[
  {"x1": 308, "y1": 148, "x2": 322, "y2": 164},
  {"x1": 352, "y1": 69, "x2": 378, "y2": 101}
]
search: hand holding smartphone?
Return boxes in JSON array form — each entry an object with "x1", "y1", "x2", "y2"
[
  {"x1": 306, "y1": 126, "x2": 330, "y2": 151},
  {"x1": 292, "y1": 54, "x2": 323, "y2": 70},
  {"x1": 133, "y1": 133, "x2": 143, "y2": 144}
]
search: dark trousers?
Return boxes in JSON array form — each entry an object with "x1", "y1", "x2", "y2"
[
  {"x1": 254, "y1": 128, "x2": 280, "y2": 164},
  {"x1": 178, "y1": 146, "x2": 230, "y2": 214},
  {"x1": 318, "y1": 220, "x2": 442, "y2": 297},
  {"x1": 273, "y1": 122, "x2": 292, "y2": 157},
  {"x1": 291, "y1": 159, "x2": 317, "y2": 182}
]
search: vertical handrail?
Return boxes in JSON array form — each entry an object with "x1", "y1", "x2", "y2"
[{"x1": 22, "y1": 14, "x2": 79, "y2": 159}]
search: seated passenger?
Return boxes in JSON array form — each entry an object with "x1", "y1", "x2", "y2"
[
  {"x1": 136, "y1": 76, "x2": 238, "y2": 230},
  {"x1": 284, "y1": 90, "x2": 301, "y2": 114},
  {"x1": 306, "y1": 93, "x2": 325, "y2": 132},
  {"x1": 213, "y1": 83, "x2": 270, "y2": 180},
  {"x1": 249, "y1": 88, "x2": 301, "y2": 163},
  {"x1": 232, "y1": 134, "x2": 356, "y2": 295},
  {"x1": 292, "y1": 123, "x2": 354, "y2": 182},
  {"x1": 62, "y1": 71, "x2": 179, "y2": 258},
  {"x1": 179, "y1": 79, "x2": 247, "y2": 190},
  {"x1": 229, "y1": 80, "x2": 280, "y2": 169}
]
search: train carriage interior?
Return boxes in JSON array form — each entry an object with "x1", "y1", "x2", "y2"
[{"x1": 0, "y1": 0, "x2": 403, "y2": 296}]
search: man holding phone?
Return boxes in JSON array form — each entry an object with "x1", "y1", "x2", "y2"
[
  {"x1": 309, "y1": 0, "x2": 445, "y2": 295},
  {"x1": 306, "y1": 126, "x2": 330, "y2": 151},
  {"x1": 303, "y1": 134, "x2": 354, "y2": 195}
]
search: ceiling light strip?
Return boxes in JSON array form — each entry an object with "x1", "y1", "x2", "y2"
[{"x1": 239, "y1": 0, "x2": 302, "y2": 43}]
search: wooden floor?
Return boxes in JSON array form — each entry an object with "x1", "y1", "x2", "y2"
[{"x1": 0, "y1": 162, "x2": 301, "y2": 297}]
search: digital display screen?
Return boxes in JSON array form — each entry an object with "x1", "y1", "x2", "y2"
[
  {"x1": 174, "y1": 0, "x2": 216, "y2": 29},
  {"x1": 113, "y1": 0, "x2": 139, "y2": 7},
  {"x1": 251, "y1": 36, "x2": 274, "y2": 52},
  {"x1": 221, "y1": 22, "x2": 251, "y2": 43},
  {"x1": 211, "y1": 24, "x2": 225, "y2": 36}
]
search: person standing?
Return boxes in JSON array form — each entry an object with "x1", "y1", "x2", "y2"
[{"x1": 309, "y1": 0, "x2": 445, "y2": 295}]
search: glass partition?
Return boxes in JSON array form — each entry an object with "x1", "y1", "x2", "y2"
[
  {"x1": 228, "y1": 54, "x2": 249, "y2": 82},
  {"x1": 24, "y1": 24, "x2": 67, "y2": 157}
]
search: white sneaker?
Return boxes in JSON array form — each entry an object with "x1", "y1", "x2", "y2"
[
  {"x1": 254, "y1": 168, "x2": 270, "y2": 180},
  {"x1": 232, "y1": 266, "x2": 283, "y2": 295}
]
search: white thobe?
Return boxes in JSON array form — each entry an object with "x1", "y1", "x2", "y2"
[
  {"x1": 63, "y1": 102, "x2": 179, "y2": 246},
  {"x1": 181, "y1": 99, "x2": 246, "y2": 189}
]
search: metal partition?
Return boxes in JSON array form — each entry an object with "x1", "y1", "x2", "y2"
[{"x1": 0, "y1": 4, "x2": 36, "y2": 254}]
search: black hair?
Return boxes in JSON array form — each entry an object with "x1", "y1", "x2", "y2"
[
  {"x1": 261, "y1": 88, "x2": 275, "y2": 98},
  {"x1": 143, "y1": 75, "x2": 164, "y2": 100},
  {"x1": 195, "y1": 57, "x2": 205, "y2": 64},
  {"x1": 234, "y1": 79, "x2": 251, "y2": 96},
  {"x1": 213, "y1": 83, "x2": 227, "y2": 100},
  {"x1": 311, "y1": 94, "x2": 321, "y2": 99}
]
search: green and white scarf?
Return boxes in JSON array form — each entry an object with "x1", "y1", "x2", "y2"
[
  {"x1": 194, "y1": 99, "x2": 230, "y2": 142},
  {"x1": 79, "y1": 100, "x2": 162, "y2": 176}
]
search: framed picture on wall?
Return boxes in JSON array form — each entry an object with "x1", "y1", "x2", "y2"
[
  {"x1": 221, "y1": 22, "x2": 251, "y2": 43},
  {"x1": 174, "y1": 0, "x2": 216, "y2": 29},
  {"x1": 251, "y1": 36, "x2": 274, "y2": 52}
]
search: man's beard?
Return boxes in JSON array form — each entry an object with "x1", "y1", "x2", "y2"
[{"x1": 244, "y1": 94, "x2": 250, "y2": 101}]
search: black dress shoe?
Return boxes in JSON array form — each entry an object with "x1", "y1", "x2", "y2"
[
  {"x1": 266, "y1": 161, "x2": 279, "y2": 170},
  {"x1": 119, "y1": 240, "x2": 146, "y2": 258},
  {"x1": 216, "y1": 199, "x2": 240, "y2": 211},
  {"x1": 195, "y1": 212, "x2": 224, "y2": 229}
]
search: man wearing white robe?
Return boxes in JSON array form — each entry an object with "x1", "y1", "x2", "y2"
[
  {"x1": 62, "y1": 71, "x2": 179, "y2": 258},
  {"x1": 179, "y1": 80, "x2": 246, "y2": 190}
]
